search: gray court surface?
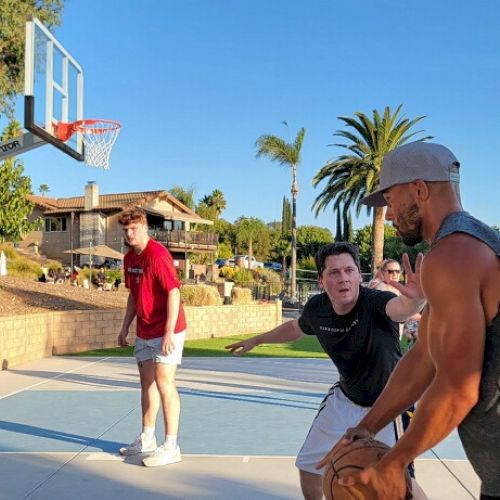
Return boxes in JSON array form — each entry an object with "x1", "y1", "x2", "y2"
[{"x1": 0, "y1": 356, "x2": 480, "y2": 499}]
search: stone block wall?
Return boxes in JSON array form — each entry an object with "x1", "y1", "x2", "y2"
[{"x1": 0, "y1": 301, "x2": 281, "y2": 369}]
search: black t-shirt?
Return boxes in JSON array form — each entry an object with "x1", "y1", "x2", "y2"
[{"x1": 298, "y1": 287, "x2": 401, "y2": 406}]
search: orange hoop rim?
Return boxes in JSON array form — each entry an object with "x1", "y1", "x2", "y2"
[{"x1": 54, "y1": 119, "x2": 121, "y2": 141}]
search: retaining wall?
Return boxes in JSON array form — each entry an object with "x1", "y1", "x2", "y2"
[{"x1": 0, "y1": 301, "x2": 282, "y2": 369}]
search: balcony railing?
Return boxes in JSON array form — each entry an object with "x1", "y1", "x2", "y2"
[{"x1": 151, "y1": 229, "x2": 218, "y2": 248}]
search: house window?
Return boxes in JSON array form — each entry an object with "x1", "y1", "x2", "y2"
[
  {"x1": 173, "y1": 220, "x2": 184, "y2": 230},
  {"x1": 45, "y1": 217, "x2": 67, "y2": 232},
  {"x1": 163, "y1": 220, "x2": 174, "y2": 231}
]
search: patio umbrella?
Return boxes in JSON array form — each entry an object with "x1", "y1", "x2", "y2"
[{"x1": 63, "y1": 244, "x2": 124, "y2": 260}]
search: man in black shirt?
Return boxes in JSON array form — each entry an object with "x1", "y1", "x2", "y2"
[{"x1": 226, "y1": 242, "x2": 425, "y2": 500}]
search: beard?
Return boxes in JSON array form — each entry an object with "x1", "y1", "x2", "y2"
[{"x1": 398, "y1": 203, "x2": 423, "y2": 246}]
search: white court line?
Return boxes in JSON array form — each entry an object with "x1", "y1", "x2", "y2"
[{"x1": 0, "y1": 357, "x2": 111, "y2": 401}]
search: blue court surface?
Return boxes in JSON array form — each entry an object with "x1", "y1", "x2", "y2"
[{"x1": 0, "y1": 356, "x2": 480, "y2": 499}]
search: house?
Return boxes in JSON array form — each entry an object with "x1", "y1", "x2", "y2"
[{"x1": 23, "y1": 182, "x2": 218, "y2": 275}]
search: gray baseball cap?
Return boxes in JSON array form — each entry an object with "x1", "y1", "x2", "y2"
[{"x1": 361, "y1": 141, "x2": 461, "y2": 207}]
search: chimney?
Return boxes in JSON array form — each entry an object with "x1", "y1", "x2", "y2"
[{"x1": 84, "y1": 181, "x2": 99, "y2": 210}]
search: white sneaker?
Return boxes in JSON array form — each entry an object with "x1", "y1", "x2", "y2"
[
  {"x1": 119, "y1": 433, "x2": 157, "y2": 456},
  {"x1": 142, "y1": 444, "x2": 182, "y2": 467}
]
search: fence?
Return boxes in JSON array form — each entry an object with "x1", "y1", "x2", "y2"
[{"x1": 227, "y1": 280, "x2": 322, "y2": 305}]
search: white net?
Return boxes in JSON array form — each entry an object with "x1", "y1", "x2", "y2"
[{"x1": 76, "y1": 120, "x2": 121, "y2": 169}]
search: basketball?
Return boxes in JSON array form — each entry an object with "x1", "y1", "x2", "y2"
[{"x1": 322, "y1": 438, "x2": 410, "y2": 500}]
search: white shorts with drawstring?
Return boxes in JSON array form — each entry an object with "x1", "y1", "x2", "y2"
[{"x1": 295, "y1": 384, "x2": 397, "y2": 474}]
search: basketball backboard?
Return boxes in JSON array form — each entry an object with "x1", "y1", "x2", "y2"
[{"x1": 24, "y1": 16, "x2": 84, "y2": 161}]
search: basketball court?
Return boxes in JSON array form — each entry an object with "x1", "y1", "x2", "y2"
[
  {"x1": 0, "y1": 16, "x2": 484, "y2": 500},
  {"x1": 0, "y1": 356, "x2": 480, "y2": 500}
]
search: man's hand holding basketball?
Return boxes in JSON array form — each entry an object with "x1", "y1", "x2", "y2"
[
  {"x1": 225, "y1": 338, "x2": 259, "y2": 356},
  {"x1": 338, "y1": 459, "x2": 410, "y2": 500},
  {"x1": 316, "y1": 424, "x2": 373, "y2": 470}
]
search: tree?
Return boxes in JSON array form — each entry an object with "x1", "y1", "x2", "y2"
[
  {"x1": 0, "y1": 121, "x2": 40, "y2": 241},
  {"x1": 296, "y1": 225, "x2": 333, "y2": 260},
  {"x1": 38, "y1": 183, "x2": 50, "y2": 196},
  {"x1": 353, "y1": 223, "x2": 429, "y2": 273},
  {"x1": 312, "y1": 105, "x2": 431, "y2": 276},
  {"x1": 169, "y1": 184, "x2": 195, "y2": 210},
  {"x1": 281, "y1": 196, "x2": 291, "y2": 237},
  {"x1": 256, "y1": 123, "x2": 305, "y2": 300},
  {"x1": 200, "y1": 188, "x2": 227, "y2": 219},
  {"x1": 0, "y1": 1, "x2": 64, "y2": 119},
  {"x1": 234, "y1": 216, "x2": 270, "y2": 262}
]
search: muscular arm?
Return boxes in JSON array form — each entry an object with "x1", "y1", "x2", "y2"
[
  {"x1": 358, "y1": 308, "x2": 435, "y2": 434},
  {"x1": 380, "y1": 239, "x2": 485, "y2": 469}
]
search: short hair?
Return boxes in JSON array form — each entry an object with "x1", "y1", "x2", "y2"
[
  {"x1": 315, "y1": 242, "x2": 361, "y2": 275},
  {"x1": 118, "y1": 208, "x2": 147, "y2": 226},
  {"x1": 381, "y1": 258, "x2": 400, "y2": 271}
]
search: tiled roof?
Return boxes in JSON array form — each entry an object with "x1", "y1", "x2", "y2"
[
  {"x1": 28, "y1": 190, "x2": 200, "y2": 217},
  {"x1": 27, "y1": 195, "x2": 59, "y2": 209}
]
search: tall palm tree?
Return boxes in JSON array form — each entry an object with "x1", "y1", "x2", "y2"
[
  {"x1": 313, "y1": 105, "x2": 431, "y2": 275},
  {"x1": 255, "y1": 123, "x2": 305, "y2": 301},
  {"x1": 38, "y1": 184, "x2": 50, "y2": 197},
  {"x1": 201, "y1": 188, "x2": 227, "y2": 219}
]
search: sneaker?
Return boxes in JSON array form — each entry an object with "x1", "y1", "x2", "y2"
[
  {"x1": 119, "y1": 433, "x2": 157, "y2": 456},
  {"x1": 142, "y1": 444, "x2": 182, "y2": 467}
]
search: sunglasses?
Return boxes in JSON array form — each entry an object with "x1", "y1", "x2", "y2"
[{"x1": 384, "y1": 269, "x2": 401, "y2": 274}]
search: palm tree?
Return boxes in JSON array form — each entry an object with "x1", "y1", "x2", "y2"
[
  {"x1": 38, "y1": 184, "x2": 50, "y2": 197},
  {"x1": 200, "y1": 188, "x2": 227, "y2": 219},
  {"x1": 255, "y1": 123, "x2": 305, "y2": 301},
  {"x1": 312, "y1": 105, "x2": 431, "y2": 275}
]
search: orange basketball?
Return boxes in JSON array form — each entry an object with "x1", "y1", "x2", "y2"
[{"x1": 322, "y1": 438, "x2": 410, "y2": 500}]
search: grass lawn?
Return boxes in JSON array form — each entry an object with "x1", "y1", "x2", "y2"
[{"x1": 66, "y1": 333, "x2": 328, "y2": 358}]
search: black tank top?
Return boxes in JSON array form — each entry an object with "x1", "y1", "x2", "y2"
[{"x1": 433, "y1": 211, "x2": 500, "y2": 496}]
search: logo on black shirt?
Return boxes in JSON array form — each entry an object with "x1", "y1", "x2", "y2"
[{"x1": 320, "y1": 319, "x2": 359, "y2": 334}]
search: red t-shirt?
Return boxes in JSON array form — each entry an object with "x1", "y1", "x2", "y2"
[{"x1": 124, "y1": 239, "x2": 186, "y2": 339}]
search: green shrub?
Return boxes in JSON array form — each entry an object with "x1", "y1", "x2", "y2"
[
  {"x1": 231, "y1": 286, "x2": 253, "y2": 304},
  {"x1": 181, "y1": 284, "x2": 222, "y2": 306},
  {"x1": 219, "y1": 266, "x2": 236, "y2": 280},
  {"x1": 232, "y1": 268, "x2": 254, "y2": 284},
  {"x1": 106, "y1": 269, "x2": 124, "y2": 283},
  {"x1": 8, "y1": 256, "x2": 42, "y2": 277},
  {"x1": 0, "y1": 243, "x2": 18, "y2": 260},
  {"x1": 46, "y1": 260, "x2": 63, "y2": 271},
  {"x1": 253, "y1": 267, "x2": 282, "y2": 294}
]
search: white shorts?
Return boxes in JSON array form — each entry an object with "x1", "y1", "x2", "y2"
[
  {"x1": 134, "y1": 330, "x2": 186, "y2": 365},
  {"x1": 295, "y1": 385, "x2": 397, "y2": 474}
]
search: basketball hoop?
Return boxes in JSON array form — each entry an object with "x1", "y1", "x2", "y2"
[{"x1": 53, "y1": 119, "x2": 121, "y2": 169}]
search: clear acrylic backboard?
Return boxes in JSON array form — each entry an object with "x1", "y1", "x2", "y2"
[{"x1": 24, "y1": 16, "x2": 84, "y2": 161}]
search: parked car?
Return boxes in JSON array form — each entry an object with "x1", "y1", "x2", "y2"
[
  {"x1": 264, "y1": 262, "x2": 283, "y2": 272},
  {"x1": 215, "y1": 258, "x2": 235, "y2": 268},
  {"x1": 233, "y1": 255, "x2": 264, "y2": 269}
]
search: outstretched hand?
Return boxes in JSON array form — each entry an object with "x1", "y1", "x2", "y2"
[
  {"x1": 225, "y1": 338, "x2": 258, "y2": 356},
  {"x1": 389, "y1": 253, "x2": 424, "y2": 301}
]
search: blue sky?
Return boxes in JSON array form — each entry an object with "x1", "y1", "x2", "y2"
[{"x1": 6, "y1": 0, "x2": 500, "y2": 231}]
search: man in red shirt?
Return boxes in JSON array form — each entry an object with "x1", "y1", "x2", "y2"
[{"x1": 117, "y1": 208, "x2": 187, "y2": 467}]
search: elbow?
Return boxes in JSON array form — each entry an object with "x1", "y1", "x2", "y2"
[{"x1": 452, "y1": 384, "x2": 480, "y2": 421}]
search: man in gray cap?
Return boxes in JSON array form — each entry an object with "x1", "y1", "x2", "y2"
[{"x1": 318, "y1": 142, "x2": 500, "y2": 499}]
